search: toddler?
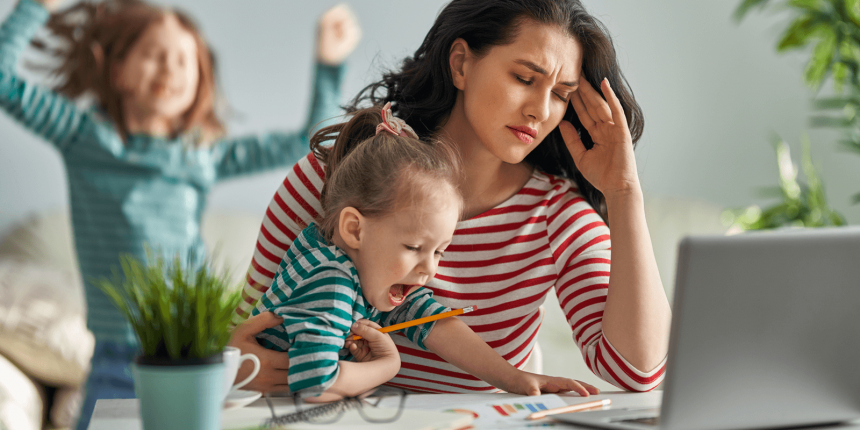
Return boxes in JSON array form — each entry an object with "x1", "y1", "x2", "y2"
[{"x1": 253, "y1": 104, "x2": 600, "y2": 401}]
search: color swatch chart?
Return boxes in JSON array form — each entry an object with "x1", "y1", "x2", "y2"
[{"x1": 492, "y1": 401, "x2": 548, "y2": 416}]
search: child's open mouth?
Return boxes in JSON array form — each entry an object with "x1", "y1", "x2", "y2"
[{"x1": 388, "y1": 284, "x2": 419, "y2": 307}]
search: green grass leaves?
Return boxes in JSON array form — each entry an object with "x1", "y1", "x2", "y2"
[{"x1": 96, "y1": 253, "x2": 242, "y2": 360}]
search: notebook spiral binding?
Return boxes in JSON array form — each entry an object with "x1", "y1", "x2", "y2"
[{"x1": 265, "y1": 397, "x2": 359, "y2": 427}]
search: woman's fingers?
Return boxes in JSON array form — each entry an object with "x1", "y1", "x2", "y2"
[
  {"x1": 232, "y1": 312, "x2": 284, "y2": 341},
  {"x1": 558, "y1": 120, "x2": 586, "y2": 165},
  {"x1": 238, "y1": 342, "x2": 291, "y2": 392},
  {"x1": 563, "y1": 380, "x2": 590, "y2": 397},
  {"x1": 570, "y1": 90, "x2": 596, "y2": 130},
  {"x1": 599, "y1": 78, "x2": 628, "y2": 128},
  {"x1": 536, "y1": 376, "x2": 588, "y2": 397},
  {"x1": 228, "y1": 312, "x2": 291, "y2": 392},
  {"x1": 581, "y1": 380, "x2": 601, "y2": 395},
  {"x1": 578, "y1": 77, "x2": 613, "y2": 123}
]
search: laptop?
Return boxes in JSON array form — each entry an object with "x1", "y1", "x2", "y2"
[{"x1": 555, "y1": 227, "x2": 860, "y2": 430}]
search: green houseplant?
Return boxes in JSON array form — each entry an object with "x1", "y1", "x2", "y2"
[
  {"x1": 97, "y1": 253, "x2": 242, "y2": 430},
  {"x1": 723, "y1": 136, "x2": 846, "y2": 230},
  {"x1": 735, "y1": 0, "x2": 860, "y2": 204},
  {"x1": 725, "y1": 0, "x2": 856, "y2": 231}
]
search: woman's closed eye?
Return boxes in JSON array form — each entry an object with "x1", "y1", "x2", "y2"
[
  {"x1": 516, "y1": 75, "x2": 570, "y2": 102},
  {"x1": 515, "y1": 75, "x2": 533, "y2": 85},
  {"x1": 404, "y1": 245, "x2": 420, "y2": 252}
]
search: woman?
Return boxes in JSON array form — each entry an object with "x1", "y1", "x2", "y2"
[{"x1": 230, "y1": 0, "x2": 671, "y2": 394}]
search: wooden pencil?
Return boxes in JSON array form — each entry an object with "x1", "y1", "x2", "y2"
[
  {"x1": 526, "y1": 399, "x2": 611, "y2": 420},
  {"x1": 348, "y1": 305, "x2": 477, "y2": 341}
]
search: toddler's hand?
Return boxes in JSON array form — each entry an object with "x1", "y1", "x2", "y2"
[
  {"x1": 345, "y1": 319, "x2": 399, "y2": 364},
  {"x1": 316, "y1": 4, "x2": 362, "y2": 66},
  {"x1": 344, "y1": 332, "x2": 372, "y2": 362},
  {"x1": 504, "y1": 371, "x2": 600, "y2": 397}
]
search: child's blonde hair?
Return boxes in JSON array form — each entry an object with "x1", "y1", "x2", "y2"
[
  {"x1": 310, "y1": 105, "x2": 464, "y2": 242},
  {"x1": 32, "y1": 0, "x2": 224, "y2": 143}
]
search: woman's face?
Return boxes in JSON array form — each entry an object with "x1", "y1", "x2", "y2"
[
  {"x1": 114, "y1": 14, "x2": 201, "y2": 123},
  {"x1": 454, "y1": 20, "x2": 583, "y2": 164}
]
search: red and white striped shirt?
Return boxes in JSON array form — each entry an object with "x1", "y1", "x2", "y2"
[{"x1": 236, "y1": 153, "x2": 666, "y2": 392}]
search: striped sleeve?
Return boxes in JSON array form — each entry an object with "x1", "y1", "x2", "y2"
[
  {"x1": 234, "y1": 153, "x2": 325, "y2": 325},
  {"x1": 0, "y1": 0, "x2": 87, "y2": 152},
  {"x1": 378, "y1": 287, "x2": 450, "y2": 350},
  {"x1": 545, "y1": 178, "x2": 665, "y2": 392},
  {"x1": 255, "y1": 262, "x2": 358, "y2": 397}
]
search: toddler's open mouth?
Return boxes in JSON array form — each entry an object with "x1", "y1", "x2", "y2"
[{"x1": 388, "y1": 284, "x2": 420, "y2": 307}]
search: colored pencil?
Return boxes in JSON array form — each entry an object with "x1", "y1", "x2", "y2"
[
  {"x1": 526, "y1": 399, "x2": 611, "y2": 420},
  {"x1": 348, "y1": 306, "x2": 477, "y2": 341}
]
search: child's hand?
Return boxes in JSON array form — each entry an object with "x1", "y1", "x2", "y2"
[
  {"x1": 344, "y1": 319, "x2": 399, "y2": 363},
  {"x1": 316, "y1": 4, "x2": 362, "y2": 66},
  {"x1": 344, "y1": 335, "x2": 372, "y2": 362},
  {"x1": 503, "y1": 371, "x2": 601, "y2": 397}
]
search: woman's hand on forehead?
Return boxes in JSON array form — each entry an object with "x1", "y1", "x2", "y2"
[{"x1": 559, "y1": 77, "x2": 640, "y2": 199}]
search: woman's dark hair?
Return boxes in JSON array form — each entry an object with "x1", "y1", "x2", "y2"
[
  {"x1": 31, "y1": 0, "x2": 225, "y2": 144},
  {"x1": 349, "y1": 0, "x2": 643, "y2": 219},
  {"x1": 309, "y1": 106, "x2": 464, "y2": 242}
]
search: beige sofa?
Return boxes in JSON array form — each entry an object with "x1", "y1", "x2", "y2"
[
  {"x1": 0, "y1": 195, "x2": 725, "y2": 429},
  {"x1": 0, "y1": 210, "x2": 261, "y2": 430}
]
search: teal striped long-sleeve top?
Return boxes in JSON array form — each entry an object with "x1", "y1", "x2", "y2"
[
  {"x1": 0, "y1": 0, "x2": 345, "y2": 345},
  {"x1": 252, "y1": 224, "x2": 449, "y2": 397}
]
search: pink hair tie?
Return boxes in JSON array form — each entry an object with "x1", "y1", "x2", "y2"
[{"x1": 376, "y1": 102, "x2": 419, "y2": 139}]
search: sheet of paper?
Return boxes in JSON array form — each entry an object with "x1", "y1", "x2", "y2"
[
  {"x1": 378, "y1": 393, "x2": 570, "y2": 429},
  {"x1": 445, "y1": 394, "x2": 568, "y2": 430}
]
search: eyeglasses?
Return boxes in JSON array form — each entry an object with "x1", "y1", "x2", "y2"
[{"x1": 262, "y1": 387, "x2": 408, "y2": 427}]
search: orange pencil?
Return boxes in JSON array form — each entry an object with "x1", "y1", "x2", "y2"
[
  {"x1": 526, "y1": 399, "x2": 611, "y2": 420},
  {"x1": 348, "y1": 305, "x2": 477, "y2": 341}
]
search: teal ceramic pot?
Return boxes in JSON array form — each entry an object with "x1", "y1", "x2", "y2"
[{"x1": 131, "y1": 354, "x2": 226, "y2": 430}]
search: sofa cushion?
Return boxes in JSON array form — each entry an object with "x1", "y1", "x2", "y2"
[
  {"x1": 0, "y1": 261, "x2": 94, "y2": 387},
  {"x1": 0, "y1": 354, "x2": 44, "y2": 430}
]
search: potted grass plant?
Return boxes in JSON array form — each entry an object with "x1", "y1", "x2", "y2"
[{"x1": 96, "y1": 253, "x2": 242, "y2": 430}]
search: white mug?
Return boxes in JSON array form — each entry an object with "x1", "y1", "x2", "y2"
[{"x1": 222, "y1": 346, "x2": 261, "y2": 400}]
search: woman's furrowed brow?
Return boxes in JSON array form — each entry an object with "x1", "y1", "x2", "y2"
[{"x1": 513, "y1": 59, "x2": 577, "y2": 87}]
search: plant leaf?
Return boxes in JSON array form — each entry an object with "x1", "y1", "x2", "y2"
[
  {"x1": 734, "y1": 0, "x2": 772, "y2": 22},
  {"x1": 777, "y1": 16, "x2": 820, "y2": 51},
  {"x1": 847, "y1": 0, "x2": 860, "y2": 27},
  {"x1": 804, "y1": 28, "x2": 838, "y2": 88}
]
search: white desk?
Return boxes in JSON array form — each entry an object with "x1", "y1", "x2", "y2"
[{"x1": 88, "y1": 391, "x2": 860, "y2": 430}]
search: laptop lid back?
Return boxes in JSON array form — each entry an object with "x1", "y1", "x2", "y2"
[{"x1": 660, "y1": 227, "x2": 860, "y2": 430}]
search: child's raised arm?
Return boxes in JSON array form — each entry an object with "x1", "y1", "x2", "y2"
[
  {"x1": 213, "y1": 5, "x2": 360, "y2": 181},
  {"x1": 0, "y1": 0, "x2": 90, "y2": 152}
]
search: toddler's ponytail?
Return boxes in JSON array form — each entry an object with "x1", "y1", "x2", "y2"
[{"x1": 309, "y1": 105, "x2": 463, "y2": 242}]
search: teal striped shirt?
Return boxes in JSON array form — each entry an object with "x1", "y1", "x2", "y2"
[
  {"x1": 0, "y1": 0, "x2": 344, "y2": 345},
  {"x1": 253, "y1": 224, "x2": 449, "y2": 397}
]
